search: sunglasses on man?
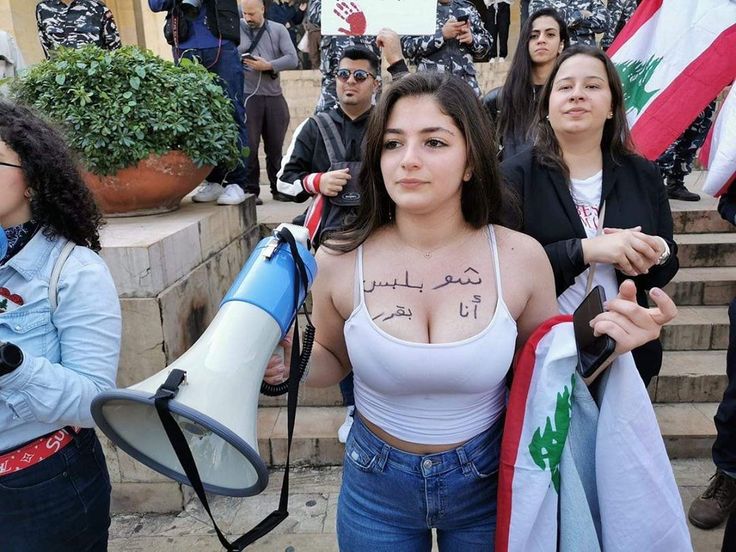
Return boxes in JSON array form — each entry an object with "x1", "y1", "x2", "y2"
[
  {"x1": 0, "y1": 161, "x2": 21, "y2": 169},
  {"x1": 336, "y1": 68, "x2": 375, "y2": 83}
]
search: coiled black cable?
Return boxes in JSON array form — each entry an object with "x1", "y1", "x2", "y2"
[{"x1": 260, "y1": 323, "x2": 315, "y2": 397}]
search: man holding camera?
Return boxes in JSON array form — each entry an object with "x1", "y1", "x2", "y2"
[
  {"x1": 239, "y1": 0, "x2": 298, "y2": 203},
  {"x1": 401, "y1": 0, "x2": 491, "y2": 97},
  {"x1": 149, "y1": 0, "x2": 251, "y2": 206}
]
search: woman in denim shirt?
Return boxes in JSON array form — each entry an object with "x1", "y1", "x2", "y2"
[{"x1": 0, "y1": 101, "x2": 121, "y2": 551}]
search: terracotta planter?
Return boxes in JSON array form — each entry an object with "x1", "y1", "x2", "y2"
[{"x1": 83, "y1": 151, "x2": 213, "y2": 217}]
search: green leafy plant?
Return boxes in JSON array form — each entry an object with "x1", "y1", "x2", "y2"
[{"x1": 11, "y1": 45, "x2": 244, "y2": 175}]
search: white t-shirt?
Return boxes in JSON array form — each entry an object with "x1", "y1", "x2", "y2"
[{"x1": 558, "y1": 170, "x2": 620, "y2": 314}]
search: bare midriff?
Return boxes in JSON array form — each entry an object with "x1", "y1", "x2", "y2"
[{"x1": 357, "y1": 412, "x2": 469, "y2": 455}]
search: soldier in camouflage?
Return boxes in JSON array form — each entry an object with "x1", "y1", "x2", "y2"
[
  {"x1": 307, "y1": 0, "x2": 380, "y2": 113},
  {"x1": 528, "y1": 0, "x2": 608, "y2": 46},
  {"x1": 36, "y1": 0, "x2": 121, "y2": 59},
  {"x1": 656, "y1": 101, "x2": 716, "y2": 202},
  {"x1": 401, "y1": 0, "x2": 491, "y2": 97},
  {"x1": 600, "y1": 0, "x2": 639, "y2": 51}
]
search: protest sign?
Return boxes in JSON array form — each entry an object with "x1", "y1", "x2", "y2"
[{"x1": 321, "y1": 0, "x2": 437, "y2": 36}]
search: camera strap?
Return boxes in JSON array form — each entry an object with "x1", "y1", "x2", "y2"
[{"x1": 246, "y1": 21, "x2": 268, "y2": 55}]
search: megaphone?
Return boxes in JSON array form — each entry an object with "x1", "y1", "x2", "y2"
[{"x1": 91, "y1": 224, "x2": 316, "y2": 497}]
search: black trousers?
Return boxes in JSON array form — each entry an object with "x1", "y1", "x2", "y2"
[
  {"x1": 714, "y1": 297, "x2": 736, "y2": 474},
  {"x1": 244, "y1": 94, "x2": 290, "y2": 195},
  {"x1": 724, "y1": 513, "x2": 735, "y2": 552},
  {"x1": 485, "y1": 3, "x2": 511, "y2": 58}
]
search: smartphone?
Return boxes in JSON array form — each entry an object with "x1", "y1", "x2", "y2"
[
  {"x1": 241, "y1": 52, "x2": 256, "y2": 61},
  {"x1": 456, "y1": 14, "x2": 470, "y2": 23},
  {"x1": 573, "y1": 286, "x2": 616, "y2": 380}
]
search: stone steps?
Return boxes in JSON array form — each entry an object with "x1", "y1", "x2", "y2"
[
  {"x1": 675, "y1": 232, "x2": 736, "y2": 268},
  {"x1": 255, "y1": 403, "x2": 718, "y2": 465},
  {"x1": 663, "y1": 266, "x2": 736, "y2": 306},
  {"x1": 652, "y1": 351, "x2": 728, "y2": 403},
  {"x1": 661, "y1": 305, "x2": 729, "y2": 350}
]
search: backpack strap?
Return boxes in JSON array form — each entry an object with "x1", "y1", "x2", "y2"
[
  {"x1": 311, "y1": 112, "x2": 347, "y2": 165},
  {"x1": 49, "y1": 240, "x2": 75, "y2": 312}
]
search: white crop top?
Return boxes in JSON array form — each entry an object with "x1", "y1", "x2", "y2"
[{"x1": 343, "y1": 225, "x2": 517, "y2": 444}]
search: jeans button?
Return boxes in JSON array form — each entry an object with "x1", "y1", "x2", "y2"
[{"x1": 422, "y1": 459, "x2": 432, "y2": 470}]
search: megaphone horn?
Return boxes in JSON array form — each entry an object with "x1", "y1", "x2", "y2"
[{"x1": 91, "y1": 224, "x2": 317, "y2": 497}]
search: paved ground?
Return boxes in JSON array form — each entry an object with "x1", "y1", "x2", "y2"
[{"x1": 109, "y1": 459, "x2": 726, "y2": 551}]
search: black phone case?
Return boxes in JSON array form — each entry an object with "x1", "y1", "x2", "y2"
[{"x1": 573, "y1": 286, "x2": 616, "y2": 379}]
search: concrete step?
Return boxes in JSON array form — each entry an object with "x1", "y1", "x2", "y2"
[
  {"x1": 676, "y1": 232, "x2": 736, "y2": 268},
  {"x1": 654, "y1": 402, "x2": 717, "y2": 459},
  {"x1": 672, "y1": 208, "x2": 733, "y2": 234},
  {"x1": 255, "y1": 404, "x2": 717, "y2": 466},
  {"x1": 661, "y1": 305, "x2": 729, "y2": 350},
  {"x1": 663, "y1": 266, "x2": 736, "y2": 306},
  {"x1": 652, "y1": 351, "x2": 728, "y2": 403}
]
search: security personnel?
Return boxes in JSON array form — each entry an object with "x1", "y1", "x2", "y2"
[
  {"x1": 401, "y1": 0, "x2": 491, "y2": 98},
  {"x1": 36, "y1": 0, "x2": 121, "y2": 59},
  {"x1": 528, "y1": 0, "x2": 608, "y2": 46}
]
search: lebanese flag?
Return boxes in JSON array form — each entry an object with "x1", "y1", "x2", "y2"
[
  {"x1": 700, "y1": 84, "x2": 736, "y2": 197},
  {"x1": 608, "y1": 0, "x2": 736, "y2": 160}
]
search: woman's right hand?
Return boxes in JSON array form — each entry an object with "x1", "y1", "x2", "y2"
[
  {"x1": 263, "y1": 333, "x2": 293, "y2": 385},
  {"x1": 581, "y1": 226, "x2": 661, "y2": 276}
]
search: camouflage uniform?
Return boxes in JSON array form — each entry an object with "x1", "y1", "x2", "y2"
[
  {"x1": 656, "y1": 101, "x2": 716, "y2": 186},
  {"x1": 600, "y1": 0, "x2": 638, "y2": 50},
  {"x1": 307, "y1": 0, "x2": 380, "y2": 113},
  {"x1": 36, "y1": 0, "x2": 121, "y2": 59},
  {"x1": 528, "y1": 0, "x2": 608, "y2": 46},
  {"x1": 401, "y1": 0, "x2": 491, "y2": 97}
]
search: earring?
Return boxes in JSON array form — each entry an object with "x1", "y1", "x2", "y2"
[
  {"x1": 607, "y1": 112, "x2": 613, "y2": 119},
  {"x1": 545, "y1": 115, "x2": 550, "y2": 120}
]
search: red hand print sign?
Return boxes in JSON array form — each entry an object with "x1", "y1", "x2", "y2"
[
  {"x1": 334, "y1": 1, "x2": 367, "y2": 36},
  {"x1": 321, "y1": 0, "x2": 436, "y2": 36}
]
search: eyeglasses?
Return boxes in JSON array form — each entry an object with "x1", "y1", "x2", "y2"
[
  {"x1": 0, "y1": 161, "x2": 21, "y2": 169},
  {"x1": 336, "y1": 68, "x2": 375, "y2": 83}
]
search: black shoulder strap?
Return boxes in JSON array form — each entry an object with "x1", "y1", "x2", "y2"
[
  {"x1": 247, "y1": 21, "x2": 268, "y2": 54},
  {"x1": 311, "y1": 112, "x2": 347, "y2": 165}
]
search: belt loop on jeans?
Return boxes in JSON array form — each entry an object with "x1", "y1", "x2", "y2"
[
  {"x1": 455, "y1": 445, "x2": 473, "y2": 476},
  {"x1": 375, "y1": 443, "x2": 390, "y2": 472}
]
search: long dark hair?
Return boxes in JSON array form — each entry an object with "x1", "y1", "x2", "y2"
[
  {"x1": 0, "y1": 100, "x2": 103, "y2": 251},
  {"x1": 326, "y1": 73, "x2": 505, "y2": 252},
  {"x1": 534, "y1": 45, "x2": 636, "y2": 179},
  {"x1": 497, "y1": 8, "x2": 568, "y2": 143}
]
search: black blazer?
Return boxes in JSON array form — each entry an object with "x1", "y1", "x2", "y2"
[{"x1": 501, "y1": 149, "x2": 679, "y2": 381}]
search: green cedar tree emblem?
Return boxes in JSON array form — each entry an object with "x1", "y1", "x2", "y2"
[
  {"x1": 528, "y1": 374, "x2": 575, "y2": 494},
  {"x1": 0, "y1": 298, "x2": 7, "y2": 313},
  {"x1": 616, "y1": 56, "x2": 663, "y2": 115}
]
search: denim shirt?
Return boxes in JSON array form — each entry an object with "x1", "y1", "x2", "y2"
[{"x1": 0, "y1": 230, "x2": 121, "y2": 451}]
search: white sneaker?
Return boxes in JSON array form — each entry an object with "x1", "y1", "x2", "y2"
[
  {"x1": 192, "y1": 182, "x2": 224, "y2": 203},
  {"x1": 489, "y1": 57, "x2": 497, "y2": 64},
  {"x1": 337, "y1": 405, "x2": 355, "y2": 444},
  {"x1": 498, "y1": 57, "x2": 506, "y2": 63},
  {"x1": 216, "y1": 184, "x2": 246, "y2": 205}
]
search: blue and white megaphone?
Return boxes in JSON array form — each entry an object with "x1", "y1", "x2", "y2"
[{"x1": 91, "y1": 224, "x2": 316, "y2": 497}]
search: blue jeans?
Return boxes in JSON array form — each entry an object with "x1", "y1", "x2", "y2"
[
  {"x1": 0, "y1": 429, "x2": 111, "y2": 551},
  {"x1": 182, "y1": 43, "x2": 250, "y2": 191},
  {"x1": 337, "y1": 414, "x2": 502, "y2": 551}
]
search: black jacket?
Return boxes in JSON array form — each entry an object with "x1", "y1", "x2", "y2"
[
  {"x1": 502, "y1": 149, "x2": 679, "y2": 381},
  {"x1": 204, "y1": 0, "x2": 240, "y2": 44},
  {"x1": 276, "y1": 105, "x2": 372, "y2": 203}
]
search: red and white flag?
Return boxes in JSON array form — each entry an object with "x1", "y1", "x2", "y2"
[
  {"x1": 700, "y1": 84, "x2": 736, "y2": 197},
  {"x1": 608, "y1": 0, "x2": 736, "y2": 160}
]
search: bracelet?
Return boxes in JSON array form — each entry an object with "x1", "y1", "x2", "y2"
[{"x1": 655, "y1": 236, "x2": 671, "y2": 265}]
